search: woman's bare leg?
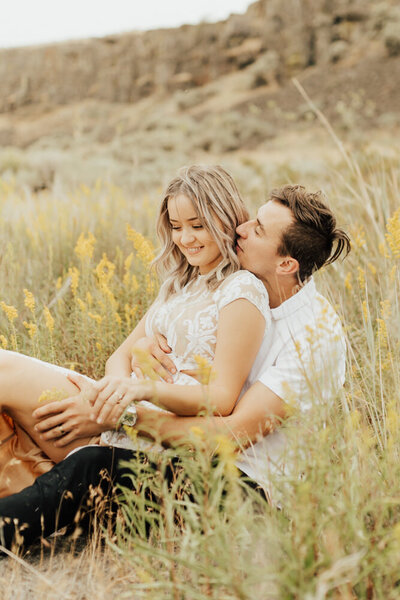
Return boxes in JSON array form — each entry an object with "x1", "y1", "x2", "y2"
[{"x1": 0, "y1": 350, "x2": 96, "y2": 462}]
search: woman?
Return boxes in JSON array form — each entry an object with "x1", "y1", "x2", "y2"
[{"x1": 0, "y1": 165, "x2": 270, "y2": 496}]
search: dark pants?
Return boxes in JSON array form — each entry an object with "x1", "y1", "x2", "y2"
[
  {"x1": 0, "y1": 445, "x2": 267, "y2": 554},
  {"x1": 0, "y1": 446, "x2": 146, "y2": 552}
]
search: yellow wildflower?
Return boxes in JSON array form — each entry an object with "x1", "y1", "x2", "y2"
[
  {"x1": 0, "y1": 301, "x2": 18, "y2": 323},
  {"x1": 377, "y1": 318, "x2": 388, "y2": 349},
  {"x1": 350, "y1": 224, "x2": 366, "y2": 249},
  {"x1": 346, "y1": 409, "x2": 361, "y2": 435},
  {"x1": 74, "y1": 231, "x2": 96, "y2": 261},
  {"x1": 385, "y1": 207, "x2": 400, "y2": 258},
  {"x1": 145, "y1": 274, "x2": 157, "y2": 297},
  {"x1": 96, "y1": 342, "x2": 102, "y2": 351},
  {"x1": 76, "y1": 297, "x2": 87, "y2": 312},
  {"x1": 123, "y1": 253, "x2": 134, "y2": 287},
  {"x1": 0, "y1": 335, "x2": 8, "y2": 348},
  {"x1": 194, "y1": 354, "x2": 214, "y2": 385},
  {"x1": 367, "y1": 262, "x2": 376, "y2": 276},
  {"x1": 131, "y1": 347, "x2": 159, "y2": 380},
  {"x1": 124, "y1": 252, "x2": 133, "y2": 271},
  {"x1": 362, "y1": 300, "x2": 369, "y2": 322},
  {"x1": 95, "y1": 254, "x2": 115, "y2": 286},
  {"x1": 344, "y1": 272, "x2": 352, "y2": 291},
  {"x1": 190, "y1": 426, "x2": 206, "y2": 439},
  {"x1": 124, "y1": 304, "x2": 138, "y2": 328},
  {"x1": 43, "y1": 306, "x2": 54, "y2": 333},
  {"x1": 68, "y1": 266, "x2": 80, "y2": 296},
  {"x1": 380, "y1": 299, "x2": 391, "y2": 319},
  {"x1": 389, "y1": 265, "x2": 397, "y2": 282},
  {"x1": 114, "y1": 312, "x2": 122, "y2": 326},
  {"x1": 357, "y1": 267, "x2": 365, "y2": 289},
  {"x1": 126, "y1": 224, "x2": 155, "y2": 265},
  {"x1": 38, "y1": 388, "x2": 69, "y2": 403},
  {"x1": 88, "y1": 312, "x2": 103, "y2": 325},
  {"x1": 86, "y1": 291, "x2": 93, "y2": 307},
  {"x1": 23, "y1": 289, "x2": 35, "y2": 313},
  {"x1": 131, "y1": 274, "x2": 139, "y2": 292},
  {"x1": 23, "y1": 321, "x2": 37, "y2": 339},
  {"x1": 101, "y1": 285, "x2": 117, "y2": 308},
  {"x1": 214, "y1": 434, "x2": 239, "y2": 479},
  {"x1": 56, "y1": 277, "x2": 62, "y2": 290}
]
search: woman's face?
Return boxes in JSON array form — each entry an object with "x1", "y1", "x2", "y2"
[{"x1": 168, "y1": 194, "x2": 223, "y2": 274}]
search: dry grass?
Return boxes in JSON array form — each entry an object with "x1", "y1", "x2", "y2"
[{"x1": 0, "y1": 131, "x2": 399, "y2": 597}]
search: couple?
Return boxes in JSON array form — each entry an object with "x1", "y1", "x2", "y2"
[{"x1": 0, "y1": 165, "x2": 350, "y2": 552}]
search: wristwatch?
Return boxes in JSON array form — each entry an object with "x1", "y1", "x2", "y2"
[{"x1": 119, "y1": 403, "x2": 138, "y2": 428}]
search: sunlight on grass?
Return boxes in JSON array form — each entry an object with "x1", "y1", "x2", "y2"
[{"x1": 1, "y1": 151, "x2": 400, "y2": 598}]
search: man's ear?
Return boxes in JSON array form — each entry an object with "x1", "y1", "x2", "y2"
[{"x1": 276, "y1": 257, "x2": 299, "y2": 276}]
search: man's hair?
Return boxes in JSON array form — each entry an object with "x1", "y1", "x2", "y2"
[{"x1": 271, "y1": 184, "x2": 351, "y2": 282}]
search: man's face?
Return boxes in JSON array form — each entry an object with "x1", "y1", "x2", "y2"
[{"x1": 236, "y1": 201, "x2": 294, "y2": 283}]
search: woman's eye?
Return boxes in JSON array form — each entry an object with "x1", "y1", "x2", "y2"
[
  {"x1": 171, "y1": 225, "x2": 181, "y2": 230},
  {"x1": 192, "y1": 225, "x2": 203, "y2": 229}
]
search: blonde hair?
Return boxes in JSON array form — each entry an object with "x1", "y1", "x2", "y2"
[{"x1": 153, "y1": 165, "x2": 249, "y2": 298}]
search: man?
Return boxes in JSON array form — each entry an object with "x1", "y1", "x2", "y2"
[{"x1": 0, "y1": 185, "x2": 350, "y2": 552}]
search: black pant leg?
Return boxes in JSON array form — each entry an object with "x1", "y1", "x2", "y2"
[{"x1": 0, "y1": 446, "x2": 135, "y2": 552}]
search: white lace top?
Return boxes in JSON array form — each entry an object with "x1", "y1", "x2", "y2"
[
  {"x1": 144, "y1": 270, "x2": 270, "y2": 373},
  {"x1": 101, "y1": 270, "x2": 270, "y2": 450}
]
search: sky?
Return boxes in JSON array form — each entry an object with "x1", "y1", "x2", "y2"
[{"x1": 1, "y1": 0, "x2": 254, "y2": 48}]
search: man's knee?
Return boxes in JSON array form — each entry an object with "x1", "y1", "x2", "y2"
[{"x1": 61, "y1": 446, "x2": 135, "y2": 489}]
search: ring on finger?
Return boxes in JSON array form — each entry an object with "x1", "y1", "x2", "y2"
[
  {"x1": 115, "y1": 392, "x2": 124, "y2": 404},
  {"x1": 59, "y1": 426, "x2": 65, "y2": 436}
]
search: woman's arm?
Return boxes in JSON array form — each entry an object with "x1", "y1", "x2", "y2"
[
  {"x1": 104, "y1": 313, "x2": 148, "y2": 377},
  {"x1": 92, "y1": 298, "x2": 266, "y2": 423},
  {"x1": 149, "y1": 298, "x2": 265, "y2": 416}
]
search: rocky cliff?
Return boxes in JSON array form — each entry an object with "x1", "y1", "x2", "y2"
[{"x1": 1, "y1": 0, "x2": 399, "y2": 113}]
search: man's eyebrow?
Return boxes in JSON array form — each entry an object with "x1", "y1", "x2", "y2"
[{"x1": 256, "y1": 218, "x2": 265, "y2": 232}]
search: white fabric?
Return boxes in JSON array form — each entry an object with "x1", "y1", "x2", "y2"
[
  {"x1": 234, "y1": 278, "x2": 346, "y2": 496},
  {"x1": 145, "y1": 270, "x2": 270, "y2": 373},
  {"x1": 101, "y1": 269, "x2": 271, "y2": 451}
]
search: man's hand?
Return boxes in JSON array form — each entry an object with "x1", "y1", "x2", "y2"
[
  {"x1": 131, "y1": 334, "x2": 176, "y2": 383},
  {"x1": 32, "y1": 374, "x2": 107, "y2": 447}
]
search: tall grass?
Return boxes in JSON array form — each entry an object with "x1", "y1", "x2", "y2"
[{"x1": 0, "y1": 150, "x2": 399, "y2": 598}]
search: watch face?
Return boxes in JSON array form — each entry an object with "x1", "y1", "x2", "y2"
[{"x1": 121, "y1": 404, "x2": 137, "y2": 427}]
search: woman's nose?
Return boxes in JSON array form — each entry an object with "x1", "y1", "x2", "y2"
[{"x1": 181, "y1": 229, "x2": 195, "y2": 244}]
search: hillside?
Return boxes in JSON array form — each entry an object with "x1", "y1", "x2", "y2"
[{"x1": 0, "y1": 0, "x2": 399, "y2": 191}]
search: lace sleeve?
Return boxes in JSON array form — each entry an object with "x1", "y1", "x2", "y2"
[{"x1": 215, "y1": 271, "x2": 271, "y2": 326}]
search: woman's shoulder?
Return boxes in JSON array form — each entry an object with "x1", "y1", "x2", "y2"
[
  {"x1": 215, "y1": 270, "x2": 270, "y2": 315},
  {"x1": 218, "y1": 270, "x2": 267, "y2": 295}
]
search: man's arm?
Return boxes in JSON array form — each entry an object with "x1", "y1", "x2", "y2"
[{"x1": 135, "y1": 381, "x2": 287, "y2": 448}]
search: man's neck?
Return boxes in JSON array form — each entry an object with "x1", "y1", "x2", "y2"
[{"x1": 264, "y1": 279, "x2": 302, "y2": 309}]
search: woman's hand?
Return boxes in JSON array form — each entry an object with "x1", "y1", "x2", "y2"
[{"x1": 89, "y1": 374, "x2": 153, "y2": 427}]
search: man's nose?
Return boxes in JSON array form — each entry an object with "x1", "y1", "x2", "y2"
[{"x1": 236, "y1": 222, "x2": 248, "y2": 237}]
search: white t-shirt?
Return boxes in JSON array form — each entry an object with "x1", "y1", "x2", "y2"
[{"x1": 235, "y1": 278, "x2": 346, "y2": 495}]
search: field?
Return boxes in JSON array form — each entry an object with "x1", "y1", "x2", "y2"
[{"x1": 0, "y1": 125, "x2": 399, "y2": 599}]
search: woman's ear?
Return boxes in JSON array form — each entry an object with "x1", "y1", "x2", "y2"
[{"x1": 276, "y1": 256, "x2": 299, "y2": 276}]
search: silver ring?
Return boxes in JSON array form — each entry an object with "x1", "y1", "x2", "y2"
[{"x1": 59, "y1": 426, "x2": 65, "y2": 436}]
